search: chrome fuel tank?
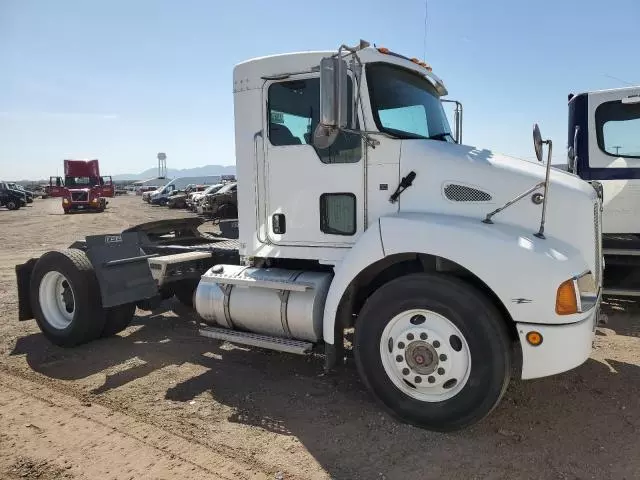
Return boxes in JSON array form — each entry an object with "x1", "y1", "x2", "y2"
[{"x1": 194, "y1": 265, "x2": 332, "y2": 342}]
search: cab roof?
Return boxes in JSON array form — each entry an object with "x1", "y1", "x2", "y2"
[{"x1": 233, "y1": 46, "x2": 448, "y2": 96}]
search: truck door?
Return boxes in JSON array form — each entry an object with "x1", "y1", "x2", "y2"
[
  {"x1": 261, "y1": 74, "x2": 364, "y2": 246},
  {"x1": 49, "y1": 176, "x2": 65, "y2": 197},
  {"x1": 585, "y1": 88, "x2": 640, "y2": 233},
  {"x1": 100, "y1": 176, "x2": 114, "y2": 197}
]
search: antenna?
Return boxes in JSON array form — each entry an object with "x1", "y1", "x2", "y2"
[
  {"x1": 423, "y1": 0, "x2": 428, "y2": 61},
  {"x1": 603, "y1": 74, "x2": 635, "y2": 86}
]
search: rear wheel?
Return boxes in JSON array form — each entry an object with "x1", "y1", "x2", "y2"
[
  {"x1": 354, "y1": 273, "x2": 511, "y2": 432},
  {"x1": 173, "y1": 279, "x2": 199, "y2": 307},
  {"x1": 102, "y1": 303, "x2": 136, "y2": 337},
  {"x1": 30, "y1": 249, "x2": 106, "y2": 347}
]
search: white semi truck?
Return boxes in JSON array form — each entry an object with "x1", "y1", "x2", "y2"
[
  {"x1": 567, "y1": 86, "x2": 640, "y2": 296},
  {"x1": 16, "y1": 41, "x2": 603, "y2": 431}
]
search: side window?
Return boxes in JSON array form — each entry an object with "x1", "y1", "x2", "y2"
[
  {"x1": 268, "y1": 78, "x2": 361, "y2": 164},
  {"x1": 595, "y1": 100, "x2": 640, "y2": 158},
  {"x1": 320, "y1": 193, "x2": 356, "y2": 235}
]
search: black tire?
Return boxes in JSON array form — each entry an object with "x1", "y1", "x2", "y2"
[
  {"x1": 101, "y1": 303, "x2": 136, "y2": 337},
  {"x1": 6, "y1": 200, "x2": 19, "y2": 210},
  {"x1": 354, "y1": 273, "x2": 511, "y2": 432},
  {"x1": 217, "y1": 203, "x2": 237, "y2": 219},
  {"x1": 30, "y1": 249, "x2": 107, "y2": 347},
  {"x1": 173, "y1": 279, "x2": 199, "y2": 307}
]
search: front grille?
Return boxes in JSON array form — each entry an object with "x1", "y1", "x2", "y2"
[
  {"x1": 594, "y1": 201, "x2": 602, "y2": 285},
  {"x1": 71, "y1": 191, "x2": 88, "y2": 202}
]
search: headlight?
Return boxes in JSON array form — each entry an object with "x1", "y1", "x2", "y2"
[{"x1": 556, "y1": 271, "x2": 598, "y2": 315}]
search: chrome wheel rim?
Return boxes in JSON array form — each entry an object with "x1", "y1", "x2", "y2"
[
  {"x1": 38, "y1": 271, "x2": 75, "y2": 329},
  {"x1": 380, "y1": 309, "x2": 471, "y2": 402}
]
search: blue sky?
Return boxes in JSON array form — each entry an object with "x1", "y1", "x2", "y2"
[{"x1": 1, "y1": 0, "x2": 638, "y2": 179}]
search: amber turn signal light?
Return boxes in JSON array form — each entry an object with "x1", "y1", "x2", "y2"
[
  {"x1": 555, "y1": 279, "x2": 578, "y2": 315},
  {"x1": 526, "y1": 331, "x2": 543, "y2": 346}
]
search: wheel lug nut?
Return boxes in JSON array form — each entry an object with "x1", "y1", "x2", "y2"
[
  {"x1": 398, "y1": 342, "x2": 405, "y2": 349},
  {"x1": 402, "y1": 368, "x2": 410, "y2": 375},
  {"x1": 406, "y1": 333, "x2": 414, "y2": 341},
  {"x1": 428, "y1": 376, "x2": 435, "y2": 384},
  {"x1": 433, "y1": 340, "x2": 441, "y2": 348},
  {"x1": 414, "y1": 376, "x2": 422, "y2": 384},
  {"x1": 396, "y1": 355, "x2": 403, "y2": 362},
  {"x1": 437, "y1": 367, "x2": 445, "y2": 375},
  {"x1": 420, "y1": 332, "x2": 428, "y2": 340},
  {"x1": 439, "y1": 354, "x2": 447, "y2": 361}
]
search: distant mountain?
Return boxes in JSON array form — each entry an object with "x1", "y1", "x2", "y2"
[{"x1": 111, "y1": 164, "x2": 236, "y2": 181}]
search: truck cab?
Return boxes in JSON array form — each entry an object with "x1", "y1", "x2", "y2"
[
  {"x1": 17, "y1": 41, "x2": 603, "y2": 431},
  {"x1": 567, "y1": 86, "x2": 640, "y2": 295},
  {"x1": 61, "y1": 160, "x2": 107, "y2": 213}
]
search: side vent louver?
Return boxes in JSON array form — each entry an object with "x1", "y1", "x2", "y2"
[{"x1": 444, "y1": 183, "x2": 492, "y2": 202}]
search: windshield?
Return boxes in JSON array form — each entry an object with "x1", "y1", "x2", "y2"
[
  {"x1": 65, "y1": 176, "x2": 96, "y2": 187},
  {"x1": 217, "y1": 183, "x2": 236, "y2": 194},
  {"x1": 367, "y1": 63, "x2": 453, "y2": 141},
  {"x1": 203, "y1": 183, "x2": 223, "y2": 194}
]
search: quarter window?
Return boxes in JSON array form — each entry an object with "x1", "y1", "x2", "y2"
[
  {"x1": 595, "y1": 100, "x2": 640, "y2": 158},
  {"x1": 268, "y1": 78, "x2": 361, "y2": 164}
]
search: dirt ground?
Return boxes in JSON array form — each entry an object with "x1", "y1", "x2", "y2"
[{"x1": 0, "y1": 196, "x2": 638, "y2": 480}]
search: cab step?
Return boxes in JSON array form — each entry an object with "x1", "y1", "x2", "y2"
[
  {"x1": 200, "y1": 272, "x2": 313, "y2": 292},
  {"x1": 198, "y1": 326, "x2": 313, "y2": 355}
]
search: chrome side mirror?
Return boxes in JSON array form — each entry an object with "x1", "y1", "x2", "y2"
[
  {"x1": 314, "y1": 57, "x2": 348, "y2": 149},
  {"x1": 533, "y1": 124, "x2": 544, "y2": 162}
]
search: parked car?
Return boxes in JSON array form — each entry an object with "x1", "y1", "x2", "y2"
[
  {"x1": 141, "y1": 186, "x2": 161, "y2": 201},
  {"x1": 188, "y1": 183, "x2": 224, "y2": 211},
  {"x1": 200, "y1": 182, "x2": 237, "y2": 219},
  {"x1": 166, "y1": 185, "x2": 205, "y2": 209},
  {"x1": 0, "y1": 181, "x2": 27, "y2": 210},
  {"x1": 7, "y1": 183, "x2": 34, "y2": 203}
]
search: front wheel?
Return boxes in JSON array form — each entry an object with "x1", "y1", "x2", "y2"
[
  {"x1": 6, "y1": 200, "x2": 19, "y2": 210},
  {"x1": 354, "y1": 273, "x2": 511, "y2": 432}
]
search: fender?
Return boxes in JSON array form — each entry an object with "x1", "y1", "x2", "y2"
[
  {"x1": 323, "y1": 212, "x2": 592, "y2": 345},
  {"x1": 323, "y1": 221, "x2": 385, "y2": 344}
]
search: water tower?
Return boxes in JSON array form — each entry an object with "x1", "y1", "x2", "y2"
[{"x1": 157, "y1": 152, "x2": 167, "y2": 179}]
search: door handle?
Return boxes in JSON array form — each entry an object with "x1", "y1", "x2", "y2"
[{"x1": 272, "y1": 213, "x2": 286, "y2": 234}]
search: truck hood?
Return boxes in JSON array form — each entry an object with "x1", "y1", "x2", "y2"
[{"x1": 398, "y1": 140, "x2": 599, "y2": 278}]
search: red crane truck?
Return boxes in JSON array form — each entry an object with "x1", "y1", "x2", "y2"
[{"x1": 60, "y1": 159, "x2": 110, "y2": 213}]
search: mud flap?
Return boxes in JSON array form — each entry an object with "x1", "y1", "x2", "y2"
[
  {"x1": 15, "y1": 258, "x2": 37, "y2": 320},
  {"x1": 85, "y1": 233, "x2": 159, "y2": 308}
]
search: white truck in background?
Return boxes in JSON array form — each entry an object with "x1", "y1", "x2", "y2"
[
  {"x1": 567, "y1": 86, "x2": 640, "y2": 296},
  {"x1": 16, "y1": 41, "x2": 602, "y2": 431}
]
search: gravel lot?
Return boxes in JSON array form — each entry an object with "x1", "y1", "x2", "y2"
[{"x1": 0, "y1": 195, "x2": 638, "y2": 480}]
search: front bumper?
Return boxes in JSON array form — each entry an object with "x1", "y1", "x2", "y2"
[{"x1": 518, "y1": 305, "x2": 599, "y2": 379}]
